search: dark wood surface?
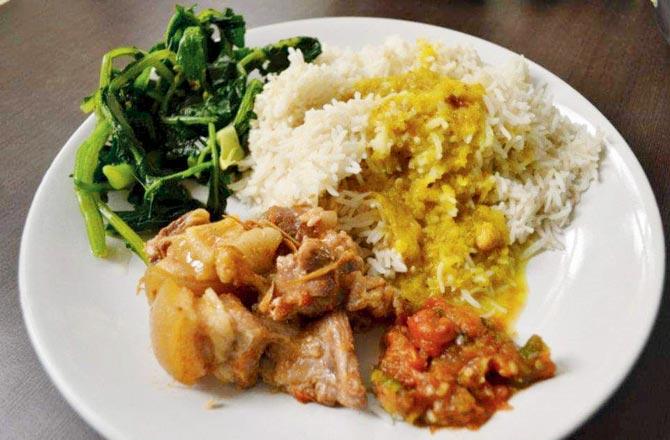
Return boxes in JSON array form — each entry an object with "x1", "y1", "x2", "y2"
[{"x1": 1, "y1": 1, "x2": 668, "y2": 438}]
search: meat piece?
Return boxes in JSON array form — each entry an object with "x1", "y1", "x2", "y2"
[
  {"x1": 346, "y1": 275, "x2": 396, "y2": 320},
  {"x1": 201, "y1": 292, "x2": 279, "y2": 388},
  {"x1": 262, "y1": 223, "x2": 399, "y2": 322},
  {"x1": 265, "y1": 206, "x2": 301, "y2": 239},
  {"x1": 265, "y1": 205, "x2": 338, "y2": 241},
  {"x1": 143, "y1": 214, "x2": 283, "y2": 300},
  {"x1": 297, "y1": 206, "x2": 338, "y2": 239},
  {"x1": 265, "y1": 231, "x2": 365, "y2": 320},
  {"x1": 320, "y1": 230, "x2": 366, "y2": 291},
  {"x1": 269, "y1": 250, "x2": 342, "y2": 320},
  {"x1": 146, "y1": 209, "x2": 211, "y2": 262},
  {"x1": 261, "y1": 312, "x2": 367, "y2": 409},
  {"x1": 296, "y1": 238, "x2": 334, "y2": 272},
  {"x1": 142, "y1": 217, "x2": 247, "y2": 298},
  {"x1": 150, "y1": 281, "x2": 281, "y2": 389}
]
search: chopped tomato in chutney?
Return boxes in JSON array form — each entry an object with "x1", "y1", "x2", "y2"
[{"x1": 371, "y1": 298, "x2": 555, "y2": 429}]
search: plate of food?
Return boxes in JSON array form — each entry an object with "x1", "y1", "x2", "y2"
[{"x1": 19, "y1": 5, "x2": 665, "y2": 440}]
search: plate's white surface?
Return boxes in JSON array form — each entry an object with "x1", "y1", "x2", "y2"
[{"x1": 19, "y1": 18, "x2": 665, "y2": 440}]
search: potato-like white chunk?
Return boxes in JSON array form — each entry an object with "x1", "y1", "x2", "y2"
[
  {"x1": 150, "y1": 279, "x2": 208, "y2": 385},
  {"x1": 227, "y1": 227, "x2": 283, "y2": 274}
]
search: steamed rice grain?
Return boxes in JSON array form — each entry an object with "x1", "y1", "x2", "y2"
[{"x1": 232, "y1": 37, "x2": 603, "y2": 274}]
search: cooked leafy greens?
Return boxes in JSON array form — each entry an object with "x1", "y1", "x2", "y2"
[{"x1": 73, "y1": 5, "x2": 321, "y2": 261}]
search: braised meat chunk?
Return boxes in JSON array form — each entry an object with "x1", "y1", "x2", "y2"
[
  {"x1": 264, "y1": 230, "x2": 366, "y2": 320},
  {"x1": 142, "y1": 216, "x2": 283, "y2": 300},
  {"x1": 141, "y1": 205, "x2": 554, "y2": 425},
  {"x1": 261, "y1": 311, "x2": 367, "y2": 409},
  {"x1": 144, "y1": 206, "x2": 380, "y2": 392},
  {"x1": 265, "y1": 205, "x2": 337, "y2": 241},
  {"x1": 345, "y1": 275, "x2": 397, "y2": 320},
  {"x1": 265, "y1": 206, "x2": 301, "y2": 240},
  {"x1": 204, "y1": 292, "x2": 278, "y2": 388},
  {"x1": 150, "y1": 280, "x2": 281, "y2": 388},
  {"x1": 268, "y1": 241, "x2": 342, "y2": 320},
  {"x1": 371, "y1": 298, "x2": 555, "y2": 428},
  {"x1": 259, "y1": 206, "x2": 401, "y2": 322},
  {"x1": 146, "y1": 209, "x2": 211, "y2": 263},
  {"x1": 143, "y1": 206, "x2": 404, "y2": 401}
]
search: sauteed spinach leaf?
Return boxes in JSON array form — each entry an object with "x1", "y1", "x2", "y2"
[{"x1": 73, "y1": 4, "x2": 321, "y2": 261}]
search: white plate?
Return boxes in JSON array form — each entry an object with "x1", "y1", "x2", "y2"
[{"x1": 20, "y1": 17, "x2": 665, "y2": 440}]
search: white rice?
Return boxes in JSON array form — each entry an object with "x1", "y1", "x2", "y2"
[
  {"x1": 232, "y1": 37, "x2": 603, "y2": 274},
  {"x1": 231, "y1": 93, "x2": 377, "y2": 209},
  {"x1": 460, "y1": 289, "x2": 482, "y2": 309}
]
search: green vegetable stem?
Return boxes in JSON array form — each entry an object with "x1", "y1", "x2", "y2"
[
  {"x1": 73, "y1": 120, "x2": 112, "y2": 257},
  {"x1": 102, "y1": 163, "x2": 135, "y2": 190},
  {"x1": 71, "y1": 4, "x2": 322, "y2": 262}
]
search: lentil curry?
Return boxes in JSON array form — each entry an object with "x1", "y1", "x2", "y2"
[{"x1": 343, "y1": 42, "x2": 528, "y2": 325}]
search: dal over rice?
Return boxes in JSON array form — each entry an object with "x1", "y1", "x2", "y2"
[{"x1": 232, "y1": 38, "x2": 602, "y2": 322}]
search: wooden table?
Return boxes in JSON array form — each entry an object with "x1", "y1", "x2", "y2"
[{"x1": 1, "y1": 1, "x2": 668, "y2": 438}]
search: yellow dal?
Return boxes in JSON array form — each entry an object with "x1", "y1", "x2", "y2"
[{"x1": 346, "y1": 43, "x2": 527, "y2": 324}]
